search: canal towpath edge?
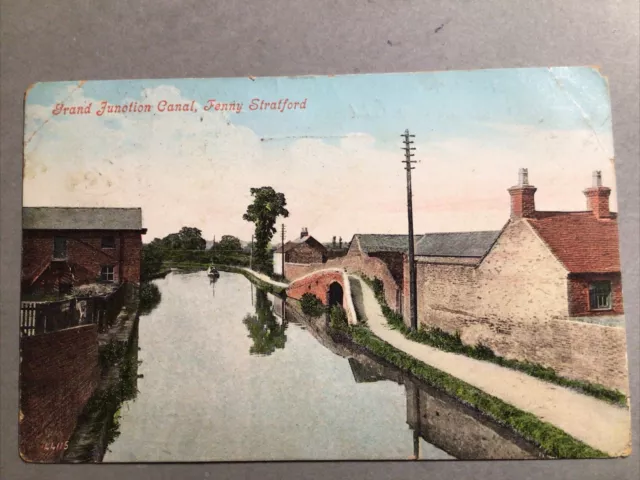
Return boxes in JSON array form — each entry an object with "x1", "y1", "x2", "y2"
[{"x1": 349, "y1": 275, "x2": 631, "y2": 457}]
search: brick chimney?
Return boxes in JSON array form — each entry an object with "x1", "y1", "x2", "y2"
[
  {"x1": 300, "y1": 227, "x2": 308, "y2": 238},
  {"x1": 583, "y1": 171, "x2": 611, "y2": 219},
  {"x1": 508, "y1": 168, "x2": 537, "y2": 218}
]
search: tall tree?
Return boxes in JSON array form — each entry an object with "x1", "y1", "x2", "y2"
[
  {"x1": 177, "y1": 226, "x2": 206, "y2": 250},
  {"x1": 242, "y1": 186, "x2": 289, "y2": 273}
]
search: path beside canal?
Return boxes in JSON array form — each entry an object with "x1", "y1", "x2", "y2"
[
  {"x1": 350, "y1": 275, "x2": 631, "y2": 457},
  {"x1": 240, "y1": 268, "x2": 289, "y2": 288}
]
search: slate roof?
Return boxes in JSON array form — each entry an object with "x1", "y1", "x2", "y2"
[
  {"x1": 527, "y1": 212, "x2": 620, "y2": 273},
  {"x1": 354, "y1": 232, "x2": 500, "y2": 258},
  {"x1": 414, "y1": 231, "x2": 501, "y2": 257},
  {"x1": 355, "y1": 234, "x2": 421, "y2": 253},
  {"x1": 23, "y1": 207, "x2": 144, "y2": 231}
]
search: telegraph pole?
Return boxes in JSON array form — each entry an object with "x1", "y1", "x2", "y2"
[
  {"x1": 402, "y1": 129, "x2": 418, "y2": 332},
  {"x1": 281, "y1": 224, "x2": 286, "y2": 277}
]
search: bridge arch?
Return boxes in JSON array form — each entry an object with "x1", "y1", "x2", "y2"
[
  {"x1": 285, "y1": 268, "x2": 357, "y2": 325},
  {"x1": 328, "y1": 281, "x2": 343, "y2": 307}
]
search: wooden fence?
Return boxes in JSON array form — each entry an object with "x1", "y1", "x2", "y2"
[{"x1": 20, "y1": 283, "x2": 127, "y2": 337}]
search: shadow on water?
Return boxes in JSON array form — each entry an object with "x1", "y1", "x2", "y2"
[
  {"x1": 63, "y1": 321, "x2": 142, "y2": 462},
  {"x1": 139, "y1": 281, "x2": 162, "y2": 315},
  {"x1": 282, "y1": 298, "x2": 546, "y2": 461},
  {"x1": 242, "y1": 286, "x2": 288, "y2": 356}
]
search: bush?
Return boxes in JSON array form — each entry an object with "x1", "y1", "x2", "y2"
[
  {"x1": 300, "y1": 293, "x2": 325, "y2": 317},
  {"x1": 329, "y1": 305, "x2": 349, "y2": 332},
  {"x1": 139, "y1": 282, "x2": 161, "y2": 314}
]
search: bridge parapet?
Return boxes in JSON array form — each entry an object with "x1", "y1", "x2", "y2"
[{"x1": 286, "y1": 268, "x2": 357, "y2": 325}]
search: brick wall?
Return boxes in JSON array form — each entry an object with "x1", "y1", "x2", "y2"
[
  {"x1": 283, "y1": 241, "x2": 401, "y2": 312},
  {"x1": 568, "y1": 273, "x2": 624, "y2": 316},
  {"x1": 23, "y1": 230, "x2": 142, "y2": 293},
  {"x1": 286, "y1": 242, "x2": 325, "y2": 264},
  {"x1": 286, "y1": 270, "x2": 344, "y2": 305},
  {"x1": 403, "y1": 219, "x2": 629, "y2": 393},
  {"x1": 20, "y1": 325, "x2": 100, "y2": 462}
]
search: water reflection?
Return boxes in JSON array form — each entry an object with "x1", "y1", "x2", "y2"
[
  {"x1": 285, "y1": 301, "x2": 544, "y2": 461},
  {"x1": 242, "y1": 289, "x2": 287, "y2": 356},
  {"x1": 103, "y1": 271, "x2": 542, "y2": 462}
]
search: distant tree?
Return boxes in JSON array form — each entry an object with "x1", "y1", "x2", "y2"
[
  {"x1": 217, "y1": 235, "x2": 242, "y2": 252},
  {"x1": 161, "y1": 233, "x2": 182, "y2": 249},
  {"x1": 177, "y1": 227, "x2": 206, "y2": 250},
  {"x1": 242, "y1": 186, "x2": 289, "y2": 274}
]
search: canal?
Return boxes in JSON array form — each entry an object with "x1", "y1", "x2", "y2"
[{"x1": 103, "y1": 270, "x2": 541, "y2": 462}]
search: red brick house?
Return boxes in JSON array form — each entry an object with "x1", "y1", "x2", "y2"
[
  {"x1": 273, "y1": 228, "x2": 328, "y2": 275},
  {"x1": 21, "y1": 207, "x2": 146, "y2": 297}
]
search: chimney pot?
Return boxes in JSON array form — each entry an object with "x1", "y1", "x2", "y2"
[
  {"x1": 584, "y1": 172, "x2": 611, "y2": 218},
  {"x1": 508, "y1": 168, "x2": 536, "y2": 218},
  {"x1": 592, "y1": 170, "x2": 602, "y2": 187},
  {"x1": 518, "y1": 168, "x2": 529, "y2": 186}
]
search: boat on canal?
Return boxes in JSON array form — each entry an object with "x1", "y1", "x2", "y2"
[{"x1": 207, "y1": 265, "x2": 220, "y2": 278}]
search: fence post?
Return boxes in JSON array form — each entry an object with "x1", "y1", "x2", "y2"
[{"x1": 34, "y1": 305, "x2": 45, "y2": 335}]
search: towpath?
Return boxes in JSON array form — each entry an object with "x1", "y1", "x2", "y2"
[
  {"x1": 240, "y1": 268, "x2": 289, "y2": 288},
  {"x1": 348, "y1": 275, "x2": 631, "y2": 457}
]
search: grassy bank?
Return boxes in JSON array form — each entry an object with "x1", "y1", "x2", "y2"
[
  {"x1": 348, "y1": 324, "x2": 608, "y2": 459},
  {"x1": 361, "y1": 276, "x2": 627, "y2": 407},
  {"x1": 214, "y1": 264, "x2": 287, "y2": 295}
]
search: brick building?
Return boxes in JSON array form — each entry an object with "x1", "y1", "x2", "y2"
[
  {"x1": 273, "y1": 228, "x2": 328, "y2": 275},
  {"x1": 403, "y1": 169, "x2": 628, "y2": 392},
  {"x1": 21, "y1": 207, "x2": 146, "y2": 297}
]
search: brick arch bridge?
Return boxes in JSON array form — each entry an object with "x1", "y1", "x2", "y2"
[{"x1": 285, "y1": 268, "x2": 357, "y2": 324}]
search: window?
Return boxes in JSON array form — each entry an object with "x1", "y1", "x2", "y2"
[
  {"x1": 589, "y1": 281, "x2": 612, "y2": 310},
  {"x1": 100, "y1": 266, "x2": 115, "y2": 282},
  {"x1": 101, "y1": 236, "x2": 116, "y2": 249},
  {"x1": 53, "y1": 237, "x2": 67, "y2": 259}
]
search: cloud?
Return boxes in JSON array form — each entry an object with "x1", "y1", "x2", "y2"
[{"x1": 23, "y1": 85, "x2": 617, "y2": 241}]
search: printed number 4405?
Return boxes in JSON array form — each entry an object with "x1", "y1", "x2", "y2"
[{"x1": 42, "y1": 441, "x2": 69, "y2": 451}]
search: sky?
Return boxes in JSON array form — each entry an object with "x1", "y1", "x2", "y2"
[{"x1": 23, "y1": 67, "x2": 617, "y2": 243}]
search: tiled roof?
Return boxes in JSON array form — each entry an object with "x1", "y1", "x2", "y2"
[
  {"x1": 23, "y1": 207, "x2": 144, "y2": 231},
  {"x1": 527, "y1": 211, "x2": 620, "y2": 273},
  {"x1": 355, "y1": 234, "x2": 421, "y2": 253},
  {"x1": 414, "y1": 231, "x2": 501, "y2": 257}
]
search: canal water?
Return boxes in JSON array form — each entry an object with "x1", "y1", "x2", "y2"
[{"x1": 103, "y1": 271, "x2": 539, "y2": 462}]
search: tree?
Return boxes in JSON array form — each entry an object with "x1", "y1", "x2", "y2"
[
  {"x1": 177, "y1": 227, "x2": 206, "y2": 250},
  {"x1": 161, "y1": 233, "x2": 182, "y2": 249},
  {"x1": 217, "y1": 235, "x2": 242, "y2": 252},
  {"x1": 242, "y1": 186, "x2": 289, "y2": 274},
  {"x1": 141, "y1": 243, "x2": 163, "y2": 281}
]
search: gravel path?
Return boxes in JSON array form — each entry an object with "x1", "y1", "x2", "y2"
[{"x1": 349, "y1": 275, "x2": 631, "y2": 457}]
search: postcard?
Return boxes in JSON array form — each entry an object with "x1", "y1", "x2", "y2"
[{"x1": 20, "y1": 68, "x2": 631, "y2": 463}]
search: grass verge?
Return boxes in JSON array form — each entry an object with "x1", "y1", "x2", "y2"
[
  {"x1": 360, "y1": 276, "x2": 627, "y2": 407},
  {"x1": 348, "y1": 324, "x2": 608, "y2": 459}
]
